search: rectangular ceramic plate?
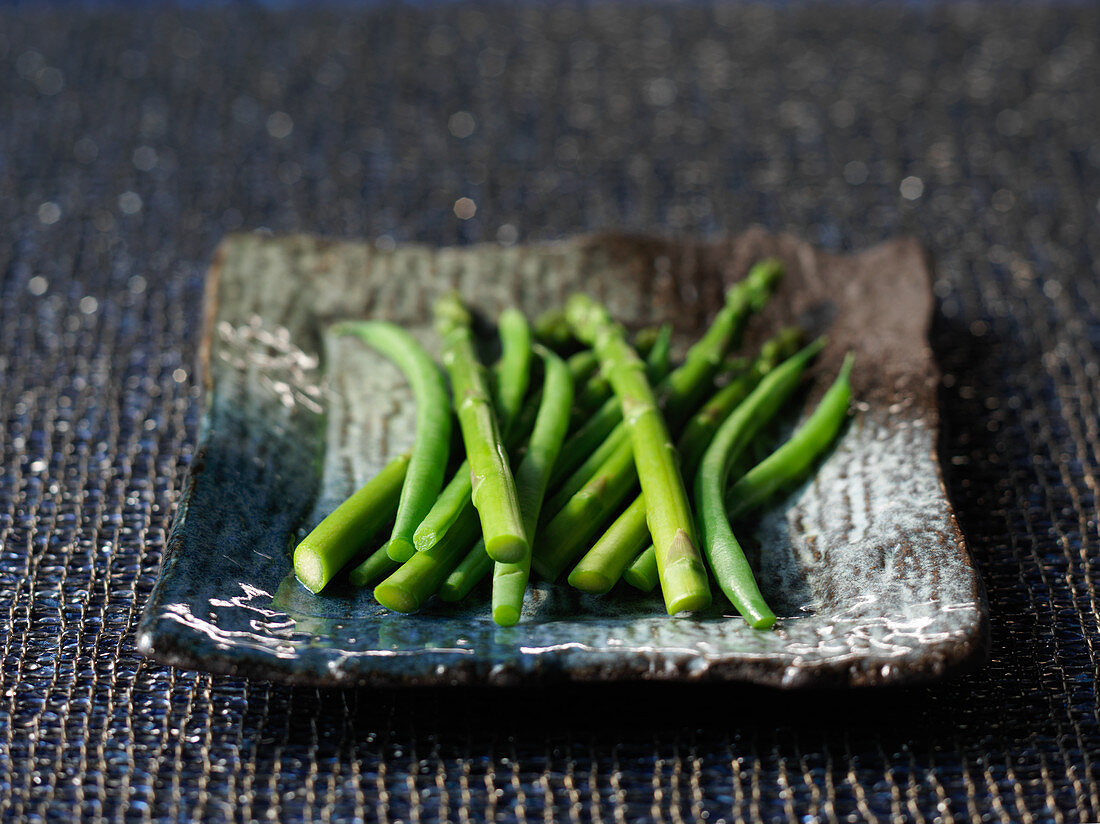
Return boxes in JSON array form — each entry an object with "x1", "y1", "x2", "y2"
[{"x1": 136, "y1": 230, "x2": 988, "y2": 688}]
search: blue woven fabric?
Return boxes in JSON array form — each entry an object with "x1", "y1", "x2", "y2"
[{"x1": 1, "y1": 4, "x2": 1098, "y2": 821}]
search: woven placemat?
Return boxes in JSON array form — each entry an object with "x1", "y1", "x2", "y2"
[{"x1": 1, "y1": 4, "x2": 1098, "y2": 821}]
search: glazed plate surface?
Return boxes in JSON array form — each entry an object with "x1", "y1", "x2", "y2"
[{"x1": 136, "y1": 230, "x2": 987, "y2": 688}]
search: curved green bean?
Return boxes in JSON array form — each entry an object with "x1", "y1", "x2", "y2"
[
  {"x1": 332, "y1": 322, "x2": 452, "y2": 564},
  {"x1": 727, "y1": 354, "x2": 854, "y2": 519},
  {"x1": 694, "y1": 339, "x2": 825, "y2": 629}
]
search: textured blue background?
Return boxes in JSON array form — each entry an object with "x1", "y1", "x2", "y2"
[{"x1": 1, "y1": 2, "x2": 1099, "y2": 821}]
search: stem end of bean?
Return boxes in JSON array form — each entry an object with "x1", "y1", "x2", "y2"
[
  {"x1": 485, "y1": 534, "x2": 528, "y2": 564},
  {"x1": 385, "y1": 537, "x2": 417, "y2": 563},
  {"x1": 292, "y1": 551, "x2": 326, "y2": 594},
  {"x1": 567, "y1": 568, "x2": 614, "y2": 595},
  {"x1": 492, "y1": 604, "x2": 521, "y2": 626},
  {"x1": 374, "y1": 581, "x2": 421, "y2": 613}
]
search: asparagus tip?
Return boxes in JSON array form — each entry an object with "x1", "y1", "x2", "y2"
[
  {"x1": 567, "y1": 568, "x2": 614, "y2": 595},
  {"x1": 385, "y1": 537, "x2": 416, "y2": 563},
  {"x1": 484, "y1": 534, "x2": 529, "y2": 565},
  {"x1": 492, "y1": 604, "x2": 521, "y2": 626},
  {"x1": 374, "y1": 581, "x2": 420, "y2": 613}
]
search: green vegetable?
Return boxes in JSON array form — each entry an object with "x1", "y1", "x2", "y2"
[
  {"x1": 494, "y1": 308, "x2": 533, "y2": 435},
  {"x1": 659, "y1": 259, "x2": 784, "y2": 427},
  {"x1": 374, "y1": 505, "x2": 480, "y2": 613},
  {"x1": 438, "y1": 540, "x2": 493, "y2": 602},
  {"x1": 695, "y1": 339, "x2": 825, "y2": 629},
  {"x1": 566, "y1": 350, "x2": 600, "y2": 389},
  {"x1": 347, "y1": 543, "x2": 400, "y2": 588},
  {"x1": 413, "y1": 309, "x2": 532, "y2": 552},
  {"x1": 564, "y1": 293, "x2": 709, "y2": 615},
  {"x1": 492, "y1": 345, "x2": 574, "y2": 625},
  {"x1": 567, "y1": 495, "x2": 648, "y2": 595},
  {"x1": 568, "y1": 329, "x2": 801, "y2": 594},
  {"x1": 332, "y1": 322, "x2": 452, "y2": 564},
  {"x1": 434, "y1": 293, "x2": 528, "y2": 564},
  {"x1": 623, "y1": 546, "x2": 659, "y2": 592},
  {"x1": 726, "y1": 354, "x2": 854, "y2": 519},
  {"x1": 676, "y1": 328, "x2": 801, "y2": 476},
  {"x1": 532, "y1": 438, "x2": 637, "y2": 582},
  {"x1": 552, "y1": 326, "x2": 677, "y2": 486},
  {"x1": 533, "y1": 308, "x2": 574, "y2": 352},
  {"x1": 293, "y1": 452, "x2": 410, "y2": 593}
]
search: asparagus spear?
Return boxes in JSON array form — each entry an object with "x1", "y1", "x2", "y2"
[
  {"x1": 566, "y1": 495, "x2": 650, "y2": 595},
  {"x1": 568, "y1": 330, "x2": 801, "y2": 594},
  {"x1": 491, "y1": 344, "x2": 574, "y2": 625},
  {"x1": 435, "y1": 293, "x2": 528, "y2": 564},
  {"x1": 726, "y1": 354, "x2": 854, "y2": 519},
  {"x1": 623, "y1": 439, "x2": 760, "y2": 593},
  {"x1": 293, "y1": 452, "x2": 410, "y2": 593},
  {"x1": 552, "y1": 328, "x2": 677, "y2": 485},
  {"x1": 331, "y1": 322, "x2": 452, "y2": 564},
  {"x1": 439, "y1": 346, "x2": 591, "y2": 606},
  {"x1": 658, "y1": 259, "x2": 784, "y2": 423},
  {"x1": 564, "y1": 293, "x2": 710, "y2": 615},
  {"x1": 412, "y1": 309, "x2": 532, "y2": 551},
  {"x1": 695, "y1": 339, "x2": 825, "y2": 628}
]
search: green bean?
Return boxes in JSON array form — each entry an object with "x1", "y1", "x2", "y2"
[
  {"x1": 293, "y1": 453, "x2": 410, "y2": 593},
  {"x1": 623, "y1": 546, "x2": 659, "y2": 592},
  {"x1": 694, "y1": 339, "x2": 825, "y2": 629},
  {"x1": 331, "y1": 322, "x2": 452, "y2": 564},
  {"x1": 494, "y1": 308, "x2": 533, "y2": 436},
  {"x1": 726, "y1": 354, "x2": 854, "y2": 519},
  {"x1": 438, "y1": 540, "x2": 493, "y2": 602},
  {"x1": 374, "y1": 505, "x2": 480, "y2": 613},
  {"x1": 347, "y1": 543, "x2": 400, "y2": 588}
]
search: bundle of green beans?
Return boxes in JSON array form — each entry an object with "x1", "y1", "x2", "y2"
[{"x1": 292, "y1": 260, "x2": 855, "y2": 628}]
